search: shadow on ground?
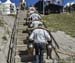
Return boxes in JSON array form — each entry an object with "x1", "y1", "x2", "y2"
[{"x1": 19, "y1": 50, "x2": 35, "y2": 63}]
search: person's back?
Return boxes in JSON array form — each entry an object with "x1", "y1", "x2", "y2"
[
  {"x1": 29, "y1": 13, "x2": 41, "y2": 20},
  {"x1": 30, "y1": 21, "x2": 43, "y2": 28},
  {"x1": 29, "y1": 27, "x2": 51, "y2": 63},
  {"x1": 29, "y1": 7, "x2": 36, "y2": 11},
  {"x1": 29, "y1": 28, "x2": 51, "y2": 43}
]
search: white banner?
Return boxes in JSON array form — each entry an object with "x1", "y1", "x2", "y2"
[{"x1": 43, "y1": 0, "x2": 63, "y2": 6}]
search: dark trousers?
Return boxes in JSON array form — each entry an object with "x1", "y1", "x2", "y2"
[{"x1": 34, "y1": 43, "x2": 46, "y2": 63}]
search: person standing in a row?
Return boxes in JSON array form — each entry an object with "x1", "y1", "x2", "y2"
[{"x1": 29, "y1": 24, "x2": 52, "y2": 63}]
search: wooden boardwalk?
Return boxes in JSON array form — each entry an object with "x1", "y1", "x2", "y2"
[{"x1": 13, "y1": 10, "x2": 75, "y2": 63}]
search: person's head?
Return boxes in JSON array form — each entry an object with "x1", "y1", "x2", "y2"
[
  {"x1": 33, "y1": 17, "x2": 40, "y2": 21},
  {"x1": 38, "y1": 24, "x2": 45, "y2": 28},
  {"x1": 29, "y1": 6, "x2": 36, "y2": 11}
]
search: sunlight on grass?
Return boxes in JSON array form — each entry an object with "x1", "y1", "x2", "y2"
[{"x1": 43, "y1": 12, "x2": 75, "y2": 37}]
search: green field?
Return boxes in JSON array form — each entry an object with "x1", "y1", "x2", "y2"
[{"x1": 43, "y1": 12, "x2": 75, "y2": 37}]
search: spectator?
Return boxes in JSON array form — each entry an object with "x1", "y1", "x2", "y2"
[{"x1": 10, "y1": 4, "x2": 14, "y2": 13}]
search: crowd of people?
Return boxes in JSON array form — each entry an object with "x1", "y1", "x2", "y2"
[{"x1": 25, "y1": 6, "x2": 53, "y2": 63}]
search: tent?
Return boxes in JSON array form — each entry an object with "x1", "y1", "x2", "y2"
[
  {"x1": 71, "y1": 1, "x2": 75, "y2": 11},
  {"x1": 64, "y1": 2, "x2": 71, "y2": 8},
  {"x1": 10, "y1": 0, "x2": 20, "y2": 6},
  {"x1": 2, "y1": 0, "x2": 16, "y2": 15},
  {"x1": 64, "y1": 1, "x2": 75, "y2": 8},
  {"x1": 1, "y1": 0, "x2": 20, "y2": 6},
  {"x1": 34, "y1": 0, "x2": 63, "y2": 14},
  {"x1": 71, "y1": 1, "x2": 75, "y2": 5},
  {"x1": 26, "y1": 0, "x2": 63, "y2": 7},
  {"x1": 26, "y1": 0, "x2": 38, "y2": 7}
]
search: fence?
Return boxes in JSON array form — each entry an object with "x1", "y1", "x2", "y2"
[{"x1": 7, "y1": 8, "x2": 18, "y2": 63}]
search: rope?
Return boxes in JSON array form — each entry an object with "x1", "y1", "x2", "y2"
[{"x1": 56, "y1": 48, "x2": 75, "y2": 57}]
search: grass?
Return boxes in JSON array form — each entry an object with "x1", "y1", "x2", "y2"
[{"x1": 43, "y1": 12, "x2": 75, "y2": 37}]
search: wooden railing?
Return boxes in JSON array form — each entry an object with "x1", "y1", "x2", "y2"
[{"x1": 7, "y1": 9, "x2": 19, "y2": 63}]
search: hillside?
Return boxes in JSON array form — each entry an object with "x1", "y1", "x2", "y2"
[
  {"x1": 0, "y1": 15, "x2": 16, "y2": 63},
  {"x1": 43, "y1": 12, "x2": 75, "y2": 37},
  {"x1": 43, "y1": 13, "x2": 75, "y2": 62},
  {"x1": 0, "y1": 10, "x2": 75, "y2": 63}
]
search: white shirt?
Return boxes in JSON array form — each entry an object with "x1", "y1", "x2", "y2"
[
  {"x1": 29, "y1": 13, "x2": 41, "y2": 20},
  {"x1": 29, "y1": 29, "x2": 51, "y2": 43},
  {"x1": 29, "y1": 11, "x2": 35, "y2": 15},
  {"x1": 29, "y1": 7, "x2": 36, "y2": 11},
  {"x1": 30, "y1": 21, "x2": 43, "y2": 28}
]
